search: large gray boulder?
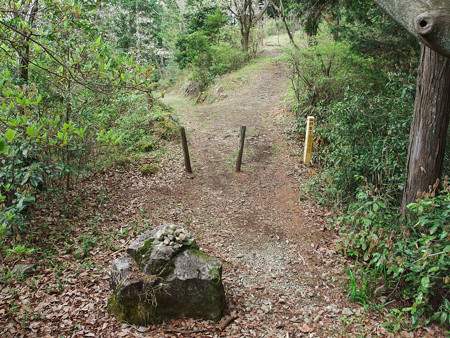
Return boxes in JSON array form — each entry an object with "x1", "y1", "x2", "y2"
[{"x1": 108, "y1": 223, "x2": 225, "y2": 326}]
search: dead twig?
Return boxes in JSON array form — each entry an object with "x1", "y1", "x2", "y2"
[{"x1": 218, "y1": 315, "x2": 238, "y2": 331}]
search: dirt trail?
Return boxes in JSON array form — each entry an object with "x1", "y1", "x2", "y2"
[{"x1": 156, "y1": 48, "x2": 360, "y2": 336}]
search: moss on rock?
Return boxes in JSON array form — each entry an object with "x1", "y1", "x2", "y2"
[
  {"x1": 140, "y1": 164, "x2": 159, "y2": 176},
  {"x1": 108, "y1": 225, "x2": 225, "y2": 325}
]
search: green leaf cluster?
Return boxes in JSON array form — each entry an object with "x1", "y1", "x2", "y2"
[
  {"x1": 337, "y1": 178, "x2": 450, "y2": 327},
  {"x1": 0, "y1": 0, "x2": 174, "y2": 234},
  {"x1": 174, "y1": 5, "x2": 248, "y2": 91}
]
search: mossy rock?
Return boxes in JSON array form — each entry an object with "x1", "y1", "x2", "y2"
[
  {"x1": 108, "y1": 248, "x2": 224, "y2": 325},
  {"x1": 109, "y1": 225, "x2": 225, "y2": 326},
  {"x1": 140, "y1": 164, "x2": 159, "y2": 176},
  {"x1": 138, "y1": 141, "x2": 156, "y2": 153},
  {"x1": 114, "y1": 155, "x2": 132, "y2": 167}
]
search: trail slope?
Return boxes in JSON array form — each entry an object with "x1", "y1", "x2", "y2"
[{"x1": 158, "y1": 48, "x2": 358, "y2": 336}]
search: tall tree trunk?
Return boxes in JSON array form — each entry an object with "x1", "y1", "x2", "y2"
[
  {"x1": 241, "y1": 22, "x2": 250, "y2": 52},
  {"x1": 17, "y1": 0, "x2": 39, "y2": 83},
  {"x1": 18, "y1": 44, "x2": 30, "y2": 82},
  {"x1": 401, "y1": 45, "x2": 450, "y2": 212}
]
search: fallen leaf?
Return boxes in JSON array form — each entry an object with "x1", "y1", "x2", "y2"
[{"x1": 299, "y1": 324, "x2": 314, "y2": 333}]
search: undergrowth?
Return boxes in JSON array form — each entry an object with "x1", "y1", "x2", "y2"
[
  {"x1": 338, "y1": 178, "x2": 450, "y2": 329},
  {"x1": 283, "y1": 25, "x2": 448, "y2": 329}
]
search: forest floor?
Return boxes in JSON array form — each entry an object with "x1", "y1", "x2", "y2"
[{"x1": 0, "y1": 45, "x2": 445, "y2": 337}]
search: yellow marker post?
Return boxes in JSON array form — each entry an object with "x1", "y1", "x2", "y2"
[{"x1": 303, "y1": 116, "x2": 315, "y2": 166}]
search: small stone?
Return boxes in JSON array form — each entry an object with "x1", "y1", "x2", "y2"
[
  {"x1": 13, "y1": 264, "x2": 38, "y2": 277},
  {"x1": 169, "y1": 241, "x2": 175, "y2": 246},
  {"x1": 137, "y1": 327, "x2": 148, "y2": 333},
  {"x1": 169, "y1": 224, "x2": 177, "y2": 231},
  {"x1": 342, "y1": 308, "x2": 353, "y2": 316},
  {"x1": 178, "y1": 233, "x2": 187, "y2": 241},
  {"x1": 174, "y1": 229, "x2": 181, "y2": 236},
  {"x1": 168, "y1": 234, "x2": 175, "y2": 241},
  {"x1": 155, "y1": 231, "x2": 164, "y2": 241},
  {"x1": 326, "y1": 305, "x2": 340, "y2": 314},
  {"x1": 164, "y1": 238, "x2": 170, "y2": 245},
  {"x1": 261, "y1": 304, "x2": 270, "y2": 313}
]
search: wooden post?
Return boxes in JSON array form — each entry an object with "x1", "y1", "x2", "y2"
[
  {"x1": 303, "y1": 116, "x2": 314, "y2": 166},
  {"x1": 180, "y1": 127, "x2": 192, "y2": 174},
  {"x1": 235, "y1": 126, "x2": 246, "y2": 172}
]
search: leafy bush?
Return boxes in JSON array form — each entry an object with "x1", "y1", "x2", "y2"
[
  {"x1": 311, "y1": 82, "x2": 413, "y2": 204},
  {"x1": 285, "y1": 37, "x2": 415, "y2": 205},
  {"x1": 338, "y1": 178, "x2": 450, "y2": 327},
  {"x1": 110, "y1": 100, "x2": 178, "y2": 152},
  {"x1": 283, "y1": 36, "x2": 384, "y2": 122},
  {"x1": 0, "y1": 1, "x2": 166, "y2": 236},
  {"x1": 0, "y1": 71, "x2": 87, "y2": 233},
  {"x1": 175, "y1": 6, "x2": 247, "y2": 91}
]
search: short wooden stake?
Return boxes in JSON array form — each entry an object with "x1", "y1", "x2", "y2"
[
  {"x1": 303, "y1": 116, "x2": 315, "y2": 166},
  {"x1": 180, "y1": 126, "x2": 192, "y2": 173},
  {"x1": 235, "y1": 126, "x2": 246, "y2": 172}
]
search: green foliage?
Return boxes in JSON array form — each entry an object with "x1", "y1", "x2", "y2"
[
  {"x1": 101, "y1": 0, "x2": 181, "y2": 82},
  {"x1": 283, "y1": 36, "x2": 385, "y2": 119},
  {"x1": 312, "y1": 85, "x2": 413, "y2": 204},
  {"x1": 0, "y1": 72, "x2": 86, "y2": 233},
  {"x1": 110, "y1": 99, "x2": 178, "y2": 152},
  {"x1": 338, "y1": 178, "x2": 450, "y2": 327},
  {"x1": 5, "y1": 244, "x2": 35, "y2": 259},
  {"x1": 334, "y1": 1, "x2": 420, "y2": 66},
  {"x1": 284, "y1": 35, "x2": 415, "y2": 204},
  {"x1": 0, "y1": 1, "x2": 168, "y2": 234},
  {"x1": 346, "y1": 261, "x2": 385, "y2": 306},
  {"x1": 175, "y1": 6, "x2": 247, "y2": 91}
]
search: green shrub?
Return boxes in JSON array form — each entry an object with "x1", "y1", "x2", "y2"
[
  {"x1": 311, "y1": 83, "x2": 413, "y2": 204},
  {"x1": 283, "y1": 35, "x2": 416, "y2": 205},
  {"x1": 283, "y1": 37, "x2": 384, "y2": 122},
  {"x1": 113, "y1": 155, "x2": 132, "y2": 168},
  {"x1": 338, "y1": 178, "x2": 450, "y2": 327},
  {"x1": 211, "y1": 43, "x2": 249, "y2": 75},
  {"x1": 175, "y1": 6, "x2": 248, "y2": 91}
]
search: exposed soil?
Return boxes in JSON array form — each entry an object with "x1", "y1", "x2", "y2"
[{"x1": 0, "y1": 47, "x2": 444, "y2": 337}]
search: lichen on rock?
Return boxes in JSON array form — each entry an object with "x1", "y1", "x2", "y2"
[{"x1": 108, "y1": 223, "x2": 225, "y2": 326}]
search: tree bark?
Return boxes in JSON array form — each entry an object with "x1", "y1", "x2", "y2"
[
  {"x1": 401, "y1": 45, "x2": 450, "y2": 212},
  {"x1": 373, "y1": 0, "x2": 450, "y2": 58},
  {"x1": 18, "y1": 0, "x2": 39, "y2": 83},
  {"x1": 234, "y1": 0, "x2": 270, "y2": 52}
]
